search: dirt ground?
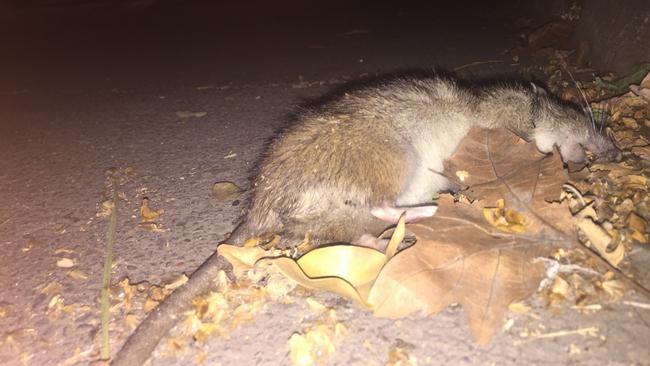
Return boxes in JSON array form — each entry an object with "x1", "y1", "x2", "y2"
[{"x1": 1, "y1": 2, "x2": 649, "y2": 365}]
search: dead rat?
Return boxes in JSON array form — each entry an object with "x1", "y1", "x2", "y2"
[
  {"x1": 112, "y1": 73, "x2": 620, "y2": 366},
  {"x1": 227, "y1": 74, "x2": 621, "y2": 245}
]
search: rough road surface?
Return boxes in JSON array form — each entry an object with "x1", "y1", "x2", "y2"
[{"x1": 1, "y1": 2, "x2": 649, "y2": 365}]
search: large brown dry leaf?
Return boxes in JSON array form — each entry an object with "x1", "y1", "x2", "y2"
[
  {"x1": 368, "y1": 128, "x2": 576, "y2": 345},
  {"x1": 444, "y1": 128, "x2": 574, "y2": 238},
  {"x1": 368, "y1": 197, "x2": 547, "y2": 345}
]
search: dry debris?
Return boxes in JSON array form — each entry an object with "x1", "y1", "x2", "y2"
[
  {"x1": 212, "y1": 181, "x2": 244, "y2": 201},
  {"x1": 139, "y1": 197, "x2": 164, "y2": 222},
  {"x1": 139, "y1": 196, "x2": 168, "y2": 232},
  {"x1": 288, "y1": 309, "x2": 347, "y2": 366},
  {"x1": 56, "y1": 257, "x2": 75, "y2": 268},
  {"x1": 386, "y1": 346, "x2": 417, "y2": 366}
]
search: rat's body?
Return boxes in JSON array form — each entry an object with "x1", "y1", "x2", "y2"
[
  {"x1": 228, "y1": 75, "x2": 620, "y2": 245},
  {"x1": 112, "y1": 74, "x2": 620, "y2": 366}
]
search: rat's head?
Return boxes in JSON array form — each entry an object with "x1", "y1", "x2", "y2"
[
  {"x1": 531, "y1": 84, "x2": 622, "y2": 164},
  {"x1": 581, "y1": 125, "x2": 622, "y2": 163}
]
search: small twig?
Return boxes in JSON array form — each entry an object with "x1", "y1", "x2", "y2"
[
  {"x1": 529, "y1": 326, "x2": 599, "y2": 340},
  {"x1": 100, "y1": 174, "x2": 119, "y2": 360},
  {"x1": 571, "y1": 304, "x2": 602, "y2": 311},
  {"x1": 535, "y1": 257, "x2": 601, "y2": 277},
  {"x1": 0, "y1": 214, "x2": 14, "y2": 228},
  {"x1": 453, "y1": 60, "x2": 504, "y2": 72},
  {"x1": 622, "y1": 300, "x2": 650, "y2": 310}
]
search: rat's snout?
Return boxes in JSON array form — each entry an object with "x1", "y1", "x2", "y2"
[{"x1": 592, "y1": 147, "x2": 622, "y2": 163}]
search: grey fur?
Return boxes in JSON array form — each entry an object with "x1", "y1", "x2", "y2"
[{"x1": 229, "y1": 74, "x2": 621, "y2": 245}]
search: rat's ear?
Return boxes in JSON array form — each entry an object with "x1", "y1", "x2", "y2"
[{"x1": 530, "y1": 82, "x2": 548, "y2": 96}]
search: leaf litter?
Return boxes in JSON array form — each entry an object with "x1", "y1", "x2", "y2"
[
  {"x1": 288, "y1": 309, "x2": 347, "y2": 366},
  {"x1": 138, "y1": 196, "x2": 168, "y2": 232}
]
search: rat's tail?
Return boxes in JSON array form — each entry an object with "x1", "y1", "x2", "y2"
[{"x1": 111, "y1": 229, "x2": 241, "y2": 366}]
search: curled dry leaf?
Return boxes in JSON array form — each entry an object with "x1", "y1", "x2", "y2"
[
  {"x1": 630, "y1": 76, "x2": 650, "y2": 102},
  {"x1": 641, "y1": 71, "x2": 650, "y2": 89},
  {"x1": 265, "y1": 214, "x2": 406, "y2": 307},
  {"x1": 621, "y1": 117, "x2": 639, "y2": 130},
  {"x1": 183, "y1": 279, "x2": 268, "y2": 344},
  {"x1": 67, "y1": 270, "x2": 88, "y2": 281},
  {"x1": 140, "y1": 197, "x2": 164, "y2": 222},
  {"x1": 455, "y1": 169, "x2": 469, "y2": 182},
  {"x1": 164, "y1": 274, "x2": 189, "y2": 291},
  {"x1": 243, "y1": 234, "x2": 281, "y2": 249},
  {"x1": 97, "y1": 200, "x2": 114, "y2": 218},
  {"x1": 386, "y1": 347, "x2": 416, "y2": 366},
  {"x1": 572, "y1": 204, "x2": 625, "y2": 267},
  {"x1": 54, "y1": 248, "x2": 74, "y2": 254},
  {"x1": 265, "y1": 271, "x2": 298, "y2": 301},
  {"x1": 218, "y1": 243, "x2": 283, "y2": 279},
  {"x1": 138, "y1": 222, "x2": 169, "y2": 232},
  {"x1": 627, "y1": 212, "x2": 648, "y2": 244},
  {"x1": 600, "y1": 280, "x2": 625, "y2": 302},
  {"x1": 288, "y1": 310, "x2": 347, "y2": 366},
  {"x1": 164, "y1": 337, "x2": 186, "y2": 356},
  {"x1": 143, "y1": 298, "x2": 160, "y2": 313},
  {"x1": 305, "y1": 297, "x2": 328, "y2": 313},
  {"x1": 41, "y1": 282, "x2": 63, "y2": 295},
  {"x1": 631, "y1": 145, "x2": 650, "y2": 160},
  {"x1": 115, "y1": 278, "x2": 138, "y2": 311},
  {"x1": 589, "y1": 163, "x2": 641, "y2": 179},
  {"x1": 575, "y1": 217, "x2": 624, "y2": 267},
  {"x1": 617, "y1": 175, "x2": 648, "y2": 190},
  {"x1": 56, "y1": 258, "x2": 75, "y2": 268},
  {"x1": 212, "y1": 181, "x2": 244, "y2": 201},
  {"x1": 196, "y1": 350, "x2": 208, "y2": 364},
  {"x1": 483, "y1": 199, "x2": 527, "y2": 233},
  {"x1": 548, "y1": 276, "x2": 571, "y2": 304},
  {"x1": 125, "y1": 314, "x2": 139, "y2": 330},
  {"x1": 508, "y1": 302, "x2": 531, "y2": 314}
]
